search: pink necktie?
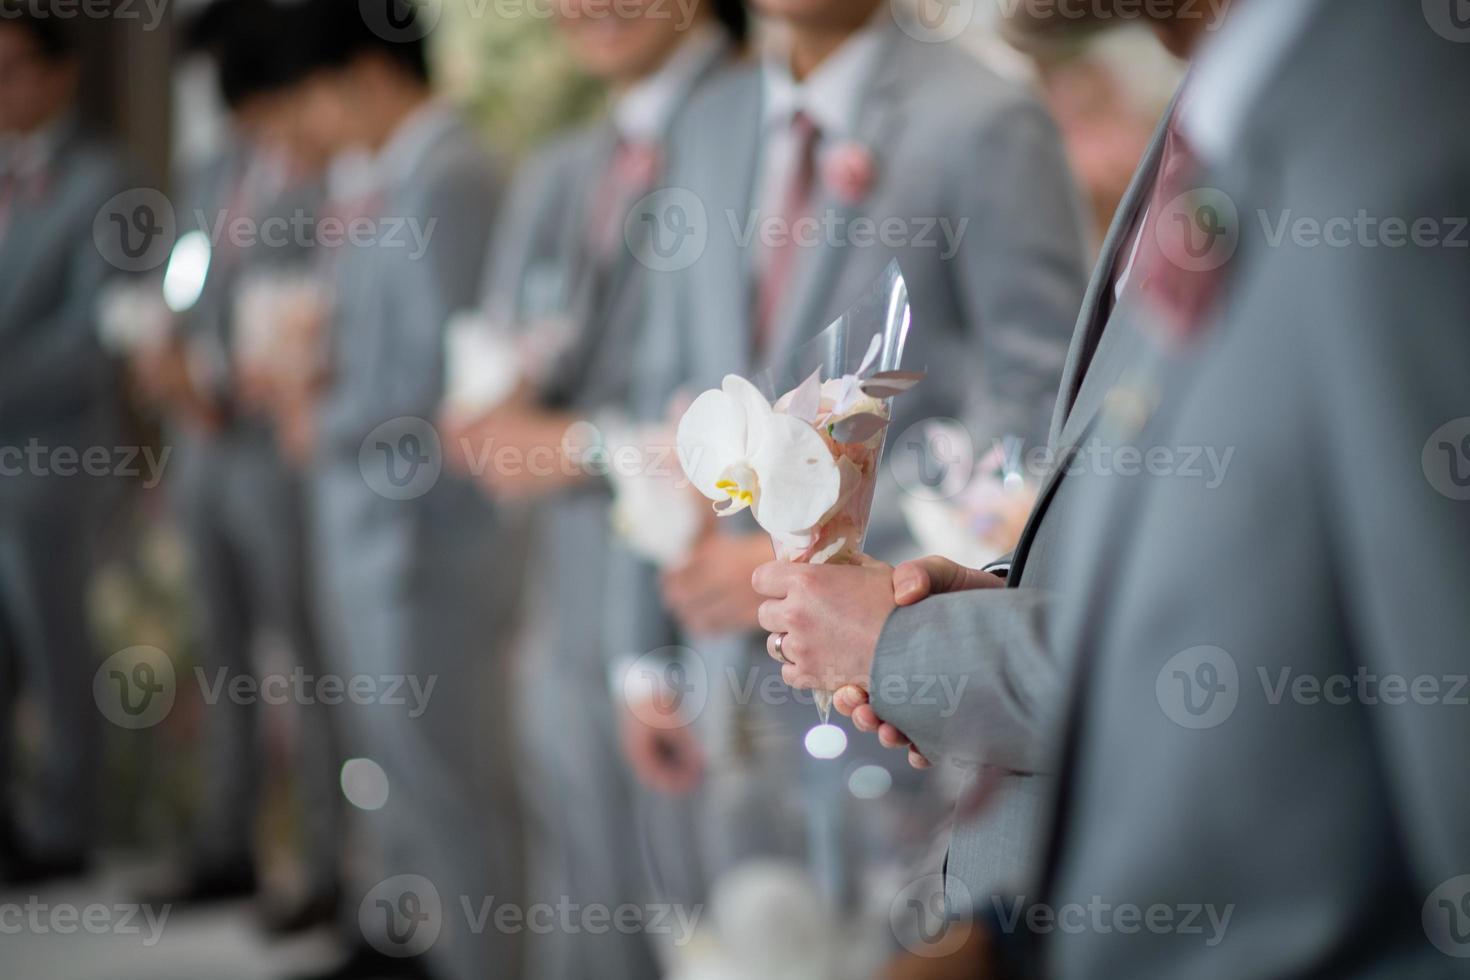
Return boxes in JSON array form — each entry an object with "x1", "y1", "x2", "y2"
[
  {"x1": 1124, "y1": 118, "x2": 1229, "y2": 341},
  {"x1": 756, "y1": 111, "x2": 821, "y2": 356},
  {"x1": 588, "y1": 138, "x2": 663, "y2": 262}
]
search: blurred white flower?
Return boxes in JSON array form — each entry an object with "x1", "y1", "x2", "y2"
[
  {"x1": 606, "y1": 421, "x2": 704, "y2": 569},
  {"x1": 441, "y1": 311, "x2": 523, "y2": 417}
]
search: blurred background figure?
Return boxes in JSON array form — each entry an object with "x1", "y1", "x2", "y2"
[
  {"x1": 290, "y1": 1, "x2": 522, "y2": 978},
  {"x1": 127, "y1": 0, "x2": 342, "y2": 933},
  {"x1": 0, "y1": 3, "x2": 128, "y2": 886},
  {"x1": 443, "y1": 2, "x2": 747, "y2": 977},
  {"x1": 637, "y1": 0, "x2": 1091, "y2": 908}
]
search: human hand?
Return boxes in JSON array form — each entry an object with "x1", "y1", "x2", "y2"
[
  {"x1": 750, "y1": 557, "x2": 895, "y2": 694},
  {"x1": 661, "y1": 531, "x2": 772, "y2": 636},
  {"x1": 455, "y1": 400, "x2": 588, "y2": 499},
  {"x1": 620, "y1": 695, "x2": 704, "y2": 796},
  {"x1": 892, "y1": 556, "x2": 1005, "y2": 606},
  {"x1": 832, "y1": 685, "x2": 931, "y2": 769}
]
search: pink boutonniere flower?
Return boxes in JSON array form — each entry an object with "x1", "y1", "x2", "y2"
[
  {"x1": 821, "y1": 142, "x2": 876, "y2": 206},
  {"x1": 615, "y1": 141, "x2": 664, "y2": 192}
]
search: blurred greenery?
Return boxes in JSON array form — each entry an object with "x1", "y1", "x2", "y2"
[{"x1": 435, "y1": 0, "x2": 607, "y2": 156}]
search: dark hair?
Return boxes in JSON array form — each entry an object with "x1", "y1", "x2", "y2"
[
  {"x1": 0, "y1": 1, "x2": 77, "y2": 62},
  {"x1": 183, "y1": 0, "x2": 315, "y2": 109},
  {"x1": 296, "y1": 0, "x2": 431, "y2": 84},
  {"x1": 709, "y1": 0, "x2": 748, "y2": 45}
]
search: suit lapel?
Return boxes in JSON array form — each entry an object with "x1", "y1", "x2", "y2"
[
  {"x1": 687, "y1": 68, "x2": 764, "y2": 388},
  {"x1": 1052, "y1": 91, "x2": 1177, "y2": 448},
  {"x1": 1008, "y1": 93, "x2": 1177, "y2": 579}
]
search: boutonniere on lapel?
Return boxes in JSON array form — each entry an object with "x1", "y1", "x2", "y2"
[
  {"x1": 613, "y1": 140, "x2": 664, "y2": 194},
  {"x1": 820, "y1": 141, "x2": 875, "y2": 207}
]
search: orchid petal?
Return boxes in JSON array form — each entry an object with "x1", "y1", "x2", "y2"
[
  {"x1": 777, "y1": 367, "x2": 823, "y2": 425},
  {"x1": 676, "y1": 388, "x2": 748, "y2": 500},
  {"x1": 748, "y1": 413, "x2": 841, "y2": 533}
]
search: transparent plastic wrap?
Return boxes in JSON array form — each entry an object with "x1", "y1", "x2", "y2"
[{"x1": 678, "y1": 261, "x2": 921, "y2": 722}]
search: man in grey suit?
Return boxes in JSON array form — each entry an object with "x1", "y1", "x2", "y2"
[
  {"x1": 447, "y1": 5, "x2": 745, "y2": 977},
  {"x1": 290, "y1": 3, "x2": 520, "y2": 978},
  {"x1": 133, "y1": 3, "x2": 341, "y2": 924},
  {"x1": 0, "y1": 9, "x2": 128, "y2": 884},
  {"x1": 748, "y1": 2, "x2": 1222, "y2": 912},
  {"x1": 642, "y1": 0, "x2": 1090, "y2": 899},
  {"x1": 766, "y1": 1, "x2": 1470, "y2": 976}
]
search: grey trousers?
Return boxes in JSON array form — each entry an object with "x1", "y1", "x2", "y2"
[
  {"x1": 171, "y1": 425, "x2": 339, "y2": 886},
  {"x1": 310, "y1": 460, "x2": 525, "y2": 980},
  {"x1": 0, "y1": 418, "x2": 108, "y2": 858},
  {"x1": 514, "y1": 496, "x2": 663, "y2": 980}
]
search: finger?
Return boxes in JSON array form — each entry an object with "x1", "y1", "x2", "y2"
[
  {"x1": 750, "y1": 560, "x2": 799, "y2": 599},
  {"x1": 832, "y1": 685, "x2": 868, "y2": 717},
  {"x1": 756, "y1": 599, "x2": 795, "y2": 635},
  {"x1": 892, "y1": 556, "x2": 1001, "y2": 605},
  {"x1": 877, "y1": 722, "x2": 909, "y2": 749},
  {"x1": 765, "y1": 630, "x2": 791, "y2": 664},
  {"x1": 781, "y1": 663, "x2": 814, "y2": 689},
  {"x1": 851, "y1": 703, "x2": 881, "y2": 733},
  {"x1": 908, "y1": 749, "x2": 932, "y2": 770}
]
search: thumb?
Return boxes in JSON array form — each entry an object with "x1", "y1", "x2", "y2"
[{"x1": 892, "y1": 556, "x2": 1002, "y2": 605}]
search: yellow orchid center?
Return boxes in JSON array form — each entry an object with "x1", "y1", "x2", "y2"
[
  {"x1": 712, "y1": 462, "x2": 759, "y2": 515},
  {"x1": 715, "y1": 480, "x2": 754, "y2": 506}
]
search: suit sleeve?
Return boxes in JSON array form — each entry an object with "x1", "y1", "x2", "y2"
[
  {"x1": 868, "y1": 586, "x2": 1061, "y2": 773},
  {"x1": 944, "y1": 94, "x2": 1090, "y2": 452},
  {"x1": 1306, "y1": 169, "x2": 1470, "y2": 901}
]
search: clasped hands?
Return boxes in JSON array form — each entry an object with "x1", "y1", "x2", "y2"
[{"x1": 752, "y1": 554, "x2": 1003, "y2": 770}]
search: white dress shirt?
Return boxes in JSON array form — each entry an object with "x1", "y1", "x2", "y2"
[
  {"x1": 753, "y1": 13, "x2": 891, "y2": 275},
  {"x1": 612, "y1": 23, "x2": 727, "y2": 144}
]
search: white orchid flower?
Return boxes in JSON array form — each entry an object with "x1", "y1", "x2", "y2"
[{"x1": 677, "y1": 375, "x2": 841, "y2": 535}]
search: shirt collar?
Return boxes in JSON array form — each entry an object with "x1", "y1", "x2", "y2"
[
  {"x1": 1180, "y1": 0, "x2": 1324, "y2": 168},
  {"x1": 761, "y1": 12, "x2": 890, "y2": 139},
  {"x1": 612, "y1": 23, "x2": 726, "y2": 144},
  {"x1": 373, "y1": 99, "x2": 459, "y2": 189}
]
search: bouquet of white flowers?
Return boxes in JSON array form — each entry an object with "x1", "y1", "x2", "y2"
[{"x1": 676, "y1": 262, "x2": 920, "y2": 721}]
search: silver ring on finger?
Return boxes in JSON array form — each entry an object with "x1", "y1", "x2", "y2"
[{"x1": 772, "y1": 631, "x2": 792, "y2": 665}]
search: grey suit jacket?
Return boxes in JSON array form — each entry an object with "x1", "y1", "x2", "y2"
[
  {"x1": 316, "y1": 111, "x2": 503, "y2": 457},
  {"x1": 0, "y1": 123, "x2": 128, "y2": 445},
  {"x1": 1033, "y1": 3, "x2": 1470, "y2": 976},
  {"x1": 647, "y1": 17, "x2": 1089, "y2": 561},
  {"x1": 855, "y1": 71, "x2": 1176, "y2": 909}
]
